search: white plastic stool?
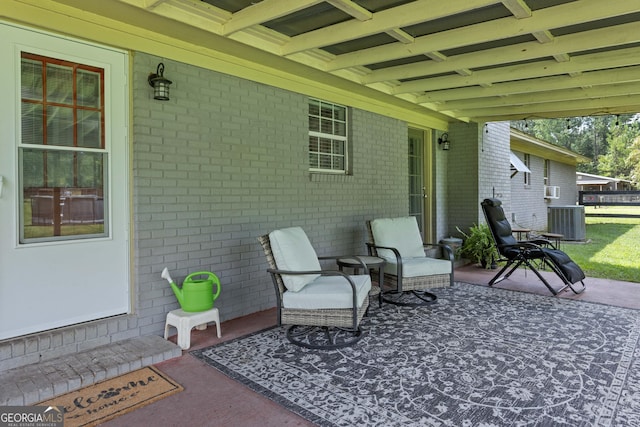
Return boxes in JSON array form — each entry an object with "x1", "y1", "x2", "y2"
[{"x1": 164, "y1": 308, "x2": 221, "y2": 350}]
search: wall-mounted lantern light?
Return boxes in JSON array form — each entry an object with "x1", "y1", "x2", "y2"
[
  {"x1": 438, "y1": 133, "x2": 450, "y2": 151},
  {"x1": 148, "y1": 63, "x2": 172, "y2": 101}
]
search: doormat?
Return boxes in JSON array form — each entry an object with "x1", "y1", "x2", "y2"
[{"x1": 38, "y1": 366, "x2": 183, "y2": 427}]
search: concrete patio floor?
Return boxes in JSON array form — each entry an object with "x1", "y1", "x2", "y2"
[{"x1": 101, "y1": 264, "x2": 640, "y2": 427}]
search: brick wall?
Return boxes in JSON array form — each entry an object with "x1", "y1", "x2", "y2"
[
  {"x1": 446, "y1": 122, "x2": 480, "y2": 235},
  {"x1": 433, "y1": 130, "x2": 449, "y2": 239},
  {"x1": 133, "y1": 53, "x2": 410, "y2": 334},
  {"x1": 511, "y1": 151, "x2": 544, "y2": 230},
  {"x1": 447, "y1": 121, "x2": 511, "y2": 235},
  {"x1": 549, "y1": 161, "x2": 578, "y2": 206},
  {"x1": 511, "y1": 152, "x2": 578, "y2": 231}
]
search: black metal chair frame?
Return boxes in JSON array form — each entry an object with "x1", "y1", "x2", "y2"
[{"x1": 481, "y1": 198, "x2": 586, "y2": 296}]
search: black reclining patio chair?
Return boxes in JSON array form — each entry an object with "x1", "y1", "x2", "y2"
[{"x1": 481, "y1": 198, "x2": 586, "y2": 296}]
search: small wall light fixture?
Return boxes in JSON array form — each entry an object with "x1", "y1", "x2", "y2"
[
  {"x1": 438, "y1": 133, "x2": 450, "y2": 150},
  {"x1": 148, "y1": 62, "x2": 172, "y2": 101}
]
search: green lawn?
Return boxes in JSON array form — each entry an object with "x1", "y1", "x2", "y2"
[{"x1": 561, "y1": 206, "x2": 640, "y2": 283}]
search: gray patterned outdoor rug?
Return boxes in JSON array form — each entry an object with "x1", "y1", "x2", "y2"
[{"x1": 192, "y1": 282, "x2": 640, "y2": 426}]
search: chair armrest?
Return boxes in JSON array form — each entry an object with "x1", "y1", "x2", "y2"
[
  {"x1": 499, "y1": 240, "x2": 542, "y2": 249},
  {"x1": 366, "y1": 243, "x2": 402, "y2": 262},
  {"x1": 498, "y1": 241, "x2": 547, "y2": 257},
  {"x1": 523, "y1": 238, "x2": 556, "y2": 249},
  {"x1": 423, "y1": 242, "x2": 454, "y2": 262}
]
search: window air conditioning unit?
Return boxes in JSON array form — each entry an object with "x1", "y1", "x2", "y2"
[{"x1": 544, "y1": 185, "x2": 560, "y2": 199}]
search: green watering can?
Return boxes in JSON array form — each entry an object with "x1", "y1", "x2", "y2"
[{"x1": 162, "y1": 268, "x2": 221, "y2": 312}]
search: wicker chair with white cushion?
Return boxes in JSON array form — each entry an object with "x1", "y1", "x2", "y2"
[
  {"x1": 367, "y1": 217, "x2": 453, "y2": 305},
  {"x1": 258, "y1": 227, "x2": 372, "y2": 349}
]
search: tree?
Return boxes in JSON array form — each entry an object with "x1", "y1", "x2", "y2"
[
  {"x1": 511, "y1": 115, "x2": 639, "y2": 177},
  {"x1": 598, "y1": 118, "x2": 640, "y2": 181},
  {"x1": 628, "y1": 136, "x2": 640, "y2": 186}
]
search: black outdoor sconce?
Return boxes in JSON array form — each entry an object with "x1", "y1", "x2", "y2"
[
  {"x1": 438, "y1": 133, "x2": 450, "y2": 151},
  {"x1": 148, "y1": 62, "x2": 172, "y2": 101}
]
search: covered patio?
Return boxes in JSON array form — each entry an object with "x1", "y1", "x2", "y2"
[
  {"x1": 107, "y1": 269, "x2": 640, "y2": 426},
  {"x1": 2, "y1": 265, "x2": 640, "y2": 423},
  {"x1": 1, "y1": 1, "x2": 640, "y2": 423}
]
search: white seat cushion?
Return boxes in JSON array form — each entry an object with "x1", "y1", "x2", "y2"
[
  {"x1": 269, "y1": 227, "x2": 321, "y2": 292},
  {"x1": 383, "y1": 257, "x2": 452, "y2": 277},
  {"x1": 282, "y1": 274, "x2": 371, "y2": 309},
  {"x1": 371, "y1": 217, "x2": 426, "y2": 260}
]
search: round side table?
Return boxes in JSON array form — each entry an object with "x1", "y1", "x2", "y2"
[{"x1": 337, "y1": 255, "x2": 385, "y2": 307}]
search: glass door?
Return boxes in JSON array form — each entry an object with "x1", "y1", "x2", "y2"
[{"x1": 408, "y1": 128, "x2": 433, "y2": 242}]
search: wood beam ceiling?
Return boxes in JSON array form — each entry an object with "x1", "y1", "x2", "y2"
[{"x1": 98, "y1": 0, "x2": 640, "y2": 122}]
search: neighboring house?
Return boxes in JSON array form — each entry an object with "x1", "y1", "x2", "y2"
[{"x1": 576, "y1": 172, "x2": 634, "y2": 191}]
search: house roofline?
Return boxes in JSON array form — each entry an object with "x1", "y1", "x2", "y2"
[
  {"x1": 577, "y1": 171, "x2": 631, "y2": 183},
  {"x1": 510, "y1": 127, "x2": 591, "y2": 165}
]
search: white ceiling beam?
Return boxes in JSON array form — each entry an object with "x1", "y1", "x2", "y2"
[
  {"x1": 501, "y1": 0, "x2": 531, "y2": 18},
  {"x1": 532, "y1": 30, "x2": 553, "y2": 43},
  {"x1": 459, "y1": 94, "x2": 640, "y2": 120},
  {"x1": 386, "y1": 28, "x2": 414, "y2": 44},
  {"x1": 326, "y1": 0, "x2": 638, "y2": 71},
  {"x1": 326, "y1": 0, "x2": 372, "y2": 21},
  {"x1": 282, "y1": 0, "x2": 500, "y2": 55},
  {"x1": 477, "y1": 102, "x2": 640, "y2": 122},
  {"x1": 116, "y1": 0, "x2": 163, "y2": 9},
  {"x1": 554, "y1": 53, "x2": 571, "y2": 63},
  {"x1": 417, "y1": 63, "x2": 640, "y2": 103},
  {"x1": 228, "y1": 26, "x2": 290, "y2": 54},
  {"x1": 425, "y1": 52, "x2": 447, "y2": 62},
  {"x1": 116, "y1": 0, "x2": 230, "y2": 29},
  {"x1": 145, "y1": 0, "x2": 167, "y2": 9},
  {"x1": 222, "y1": 0, "x2": 322, "y2": 36},
  {"x1": 438, "y1": 82, "x2": 640, "y2": 110},
  {"x1": 393, "y1": 45, "x2": 640, "y2": 94},
  {"x1": 374, "y1": 20, "x2": 640, "y2": 87},
  {"x1": 532, "y1": 30, "x2": 570, "y2": 63}
]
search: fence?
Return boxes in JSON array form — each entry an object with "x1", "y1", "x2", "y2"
[{"x1": 578, "y1": 191, "x2": 640, "y2": 218}]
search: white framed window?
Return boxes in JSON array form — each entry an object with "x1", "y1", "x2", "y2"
[
  {"x1": 20, "y1": 52, "x2": 108, "y2": 243},
  {"x1": 523, "y1": 153, "x2": 531, "y2": 185},
  {"x1": 544, "y1": 159, "x2": 550, "y2": 186},
  {"x1": 308, "y1": 98, "x2": 348, "y2": 173}
]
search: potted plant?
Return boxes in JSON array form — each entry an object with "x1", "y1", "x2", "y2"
[{"x1": 456, "y1": 224, "x2": 500, "y2": 269}]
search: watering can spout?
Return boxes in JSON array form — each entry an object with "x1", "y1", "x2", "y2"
[
  {"x1": 170, "y1": 282, "x2": 185, "y2": 307},
  {"x1": 161, "y1": 267, "x2": 173, "y2": 283},
  {"x1": 161, "y1": 268, "x2": 185, "y2": 307}
]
